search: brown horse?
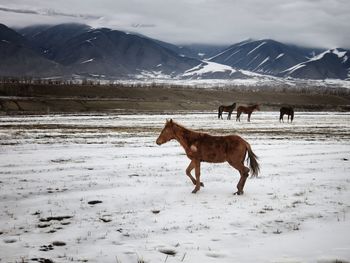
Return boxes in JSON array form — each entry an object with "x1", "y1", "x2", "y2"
[
  {"x1": 156, "y1": 119, "x2": 259, "y2": 195},
  {"x1": 279, "y1": 106, "x2": 294, "y2": 122},
  {"x1": 218, "y1": 102, "x2": 236, "y2": 120},
  {"x1": 236, "y1": 104, "x2": 260, "y2": 122}
]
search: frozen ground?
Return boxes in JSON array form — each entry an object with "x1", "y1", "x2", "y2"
[{"x1": 0, "y1": 112, "x2": 349, "y2": 263}]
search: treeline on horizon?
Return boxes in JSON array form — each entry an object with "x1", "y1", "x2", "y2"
[{"x1": 0, "y1": 76, "x2": 349, "y2": 98}]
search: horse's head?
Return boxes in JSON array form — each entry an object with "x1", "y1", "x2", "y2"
[
  {"x1": 254, "y1": 104, "x2": 260, "y2": 111},
  {"x1": 156, "y1": 119, "x2": 175, "y2": 145}
]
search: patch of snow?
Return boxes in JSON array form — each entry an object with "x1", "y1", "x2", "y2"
[
  {"x1": 134, "y1": 70, "x2": 171, "y2": 79},
  {"x1": 275, "y1": 53, "x2": 285, "y2": 59},
  {"x1": 183, "y1": 61, "x2": 237, "y2": 77},
  {"x1": 247, "y1": 41, "x2": 266, "y2": 55},
  {"x1": 81, "y1": 58, "x2": 94, "y2": 64},
  {"x1": 224, "y1": 50, "x2": 241, "y2": 62},
  {"x1": 255, "y1": 56, "x2": 270, "y2": 69},
  {"x1": 282, "y1": 63, "x2": 307, "y2": 74},
  {"x1": 309, "y1": 48, "x2": 346, "y2": 62},
  {"x1": 1, "y1": 40, "x2": 10, "y2": 44},
  {"x1": 208, "y1": 46, "x2": 236, "y2": 60},
  {"x1": 246, "y1": 54, "x2": 261, "y2": 67},
  {"x1": 197, "y1": 52, "x2": 205, "y2": 57},
  {"x1": 309, "y1": 50, "x2": 329, "y2": 61},
  {"x1": 237, "y1": 39, "x2": 253, "y2": 47},
  {"x1": 85, "y1": 37, "x2": 97, "y2": 43},
  {"x1": 332, "y1": 48, "x2": 347, "y2": 58}
]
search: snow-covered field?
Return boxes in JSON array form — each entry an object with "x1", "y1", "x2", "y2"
[{"x1": 0, "y1": 112, "x2": 350, "y2": 263}]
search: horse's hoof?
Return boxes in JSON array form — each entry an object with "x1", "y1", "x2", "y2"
[
  {"x1": 200, "y1": 182, "x2": 204, "y2": 187},
  {"x1": 192, "y1": 188, "x2": 199, "y2": 194},
  {"x1": 234, "y1": 191, "x2": 244, "y2": 195}
]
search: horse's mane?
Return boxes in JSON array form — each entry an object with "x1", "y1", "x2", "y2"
[
  {"x1": 171, "y1": 120, "x2": 205, "y2": 136},
  {"x1": 172, "y1": 121, "x2": 193, "y2": 132}
]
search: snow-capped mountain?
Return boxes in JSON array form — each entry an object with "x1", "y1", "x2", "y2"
[
  {"x1": 0, "y1": 23, "x2": 349, "y2": 82},
  {"x1": 282, "y1": 48, "x2": 350, "y2": 80},
  {"x1": 4, "y1": 23, "x2": 201, "y2": 78},
  {"x1": 209, "y1": 39, "x2": 322, "y2": 76}
]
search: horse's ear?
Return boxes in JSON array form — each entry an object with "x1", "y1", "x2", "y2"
[{"x1": 169, "y1": 119, "x2": 173, "y2": 123}]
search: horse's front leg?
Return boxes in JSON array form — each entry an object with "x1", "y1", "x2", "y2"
[
  {"x1": 227, "y1": 112, "x2": 231, "y2": 120},
  {"x1": 186, "y1": 160, "x2": 204, "y2": 188},
  {"x1": 192, "y1": 161, "x2": 201, "y2": 194},
  {"x1": 248, "y1": 113, "x2": 251, "y2": 122}
]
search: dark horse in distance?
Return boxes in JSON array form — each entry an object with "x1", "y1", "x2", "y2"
[
  {"x1": 279, "y1": 107, "x2": 294, "y2": 122},
  {"x1": 236, "y1": 104, "x2": 260, "y2": 122},
  {"x1": 218, "y1": 102, "x2": 236, "y2": 120},
  {"x1": 156, "y1": 119, "x2": 259, "y2": 195}
]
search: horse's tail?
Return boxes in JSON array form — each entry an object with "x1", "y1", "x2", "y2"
[{"x1": 245, "y1": 142, "x2": 260, "y2": 177}]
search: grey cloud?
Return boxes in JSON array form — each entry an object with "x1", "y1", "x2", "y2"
[
  {"x1": 0, "y1": 6, "x2": 37, "y2": 14},
  {"x1": 0, "y1": 0, "x2": 349, "y2": 48},
  {"x1": 0, "y1": 5, "x2": 101, "y2": 20}
]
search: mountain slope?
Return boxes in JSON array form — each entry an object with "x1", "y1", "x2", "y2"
[
  {"x1": 178, "y1": 44, "x2": 229, "y2": 59},
  {"x1": 19, "y1": 24, "x2": 201, "y2": 78},
  {"x1": 209, "y1": 39, "x2": 322, "y2": 76},
  {"x1": 0, "y1": 24, "x2": 61, "y2": 77},
  {"x1": 18, "y1": 23, "x2": 91, "y2": 61},
  {"x1": 282, "y1": 48, "x2": 350, "y2": 80}
]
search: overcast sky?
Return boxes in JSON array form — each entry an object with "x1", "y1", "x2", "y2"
[{"x1": 0, "y1": 0, "x2": 349, "y2": 48}]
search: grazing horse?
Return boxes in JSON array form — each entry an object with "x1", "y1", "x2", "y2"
[
  {"x1": 279, "y1": 107, "x2": 294, "y2": 122},
  {"x1": 236, "y1": 104, "x2": 260, "y2": 122},
  {"x1": 218, "y1": 102, "x2": 236, "y2": 120},
  {"x1": 156, "y1": 119, "x2": 259, "y2": 195}
]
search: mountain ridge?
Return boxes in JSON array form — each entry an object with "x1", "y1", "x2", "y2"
[{"x1": 0, "y1": 23, "x2": 349, "y2": 81}]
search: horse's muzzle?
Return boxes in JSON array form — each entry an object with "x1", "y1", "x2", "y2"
[{"x1": 156, "y1": 138, "x2": 162, "y2": 145}]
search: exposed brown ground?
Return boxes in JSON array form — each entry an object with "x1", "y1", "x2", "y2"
[{"x1": 0, "y1": 83, "x2": 349, "y2": 113}]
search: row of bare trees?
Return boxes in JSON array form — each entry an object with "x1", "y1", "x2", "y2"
[{"x1": 0, "y1": 76, "x2": 349, "y2": 97}]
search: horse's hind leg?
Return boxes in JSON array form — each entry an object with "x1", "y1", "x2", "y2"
[
  {"x1": 218, "y1": 107, "x2": 222, "y2": 119},
  {"x1": 236, "y1": 112, "x2": 240, "y2": 122},
  {"x1": 186, "y1": 160, "x2": 204, "y2": 188},
  {"x1": 192, "y1": 161, "x2": 202, "y2": 194},
  {"x1": 228, "y1": 161, "x2": 250, "y2": 195}
]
